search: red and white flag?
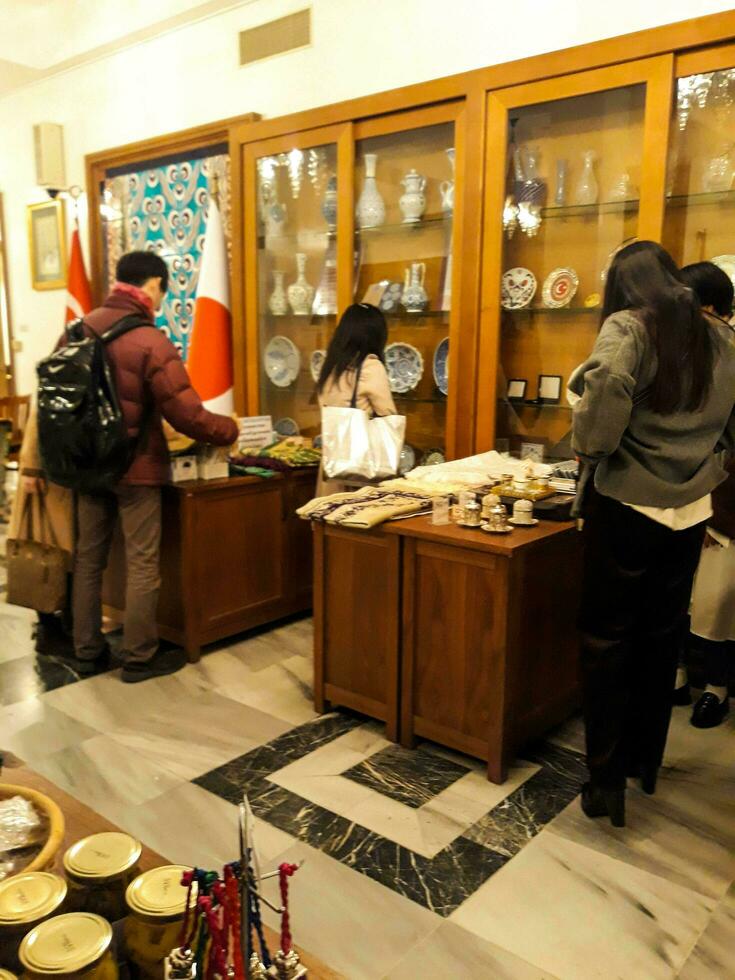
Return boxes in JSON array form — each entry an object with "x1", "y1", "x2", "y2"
[
  {"x1": 65, "y1": 224, "x2": 93, "y2": 323},
  {"x1": 187, "y1": 200, "x2": 234, "y2": 413}
]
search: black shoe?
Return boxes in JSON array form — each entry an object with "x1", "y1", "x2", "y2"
[
  {"x1": 121, "y1": 647, "x2": 187, "y2": 684},
  {"x1": 35, "y1": 626, "x2": 74, "y2": 658},
  {"x1": 691, "y1": 692, "x2": 730, "y2": 729},
  {"x1": 673, "y1": 682, "x2": 692, "y2": 706},
  {"x1": 581, "y1": 782, "x2": 626, "y2": 827},
  {"x1": 50, "y1": 642, "x2": 112, "y2": 677}
]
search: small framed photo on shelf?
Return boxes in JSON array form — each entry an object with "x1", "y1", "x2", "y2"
[
  {"x1": 27, "y1": 199, "x2": 67, "y2": 291},
  {"x1": 507, "y1": 378, "x2": 527, "y2": 402},
  {"x1": 537, "y1": 374, "x2": 562, "y2": 404},
  {"x1": 521, "y1": 442, "x2": 545, "y2": 463}
]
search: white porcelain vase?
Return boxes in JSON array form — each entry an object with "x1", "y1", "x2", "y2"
[
  {"x1": 440, "y1": 147, "x2": 456, "y2": 213},
  {"x1": 356, "y1": 153, "x2": 386, "y2": 229},
  {"x1": 399, "y1": 169, "x2": 427, "y2": 223},
  {"x1": 268, "y1": 270, "x2": 288, "y2": 316},
  {"x1": 401, "y1": 262, "x2": 429, "y2": 313},
  {"x1": 288, "y1": 253, "x2": 315, "y2": 315},
  {"x1": 575, "y1": 150, "x2": 599, "y2": 206}
]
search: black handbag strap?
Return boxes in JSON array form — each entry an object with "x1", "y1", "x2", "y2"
[{"x1": 350, "y1": 362, "x2": 364, "y2": 409}]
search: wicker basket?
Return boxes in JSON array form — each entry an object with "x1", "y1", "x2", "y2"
[{"x1": 0, "y1": 783, "x2": 65, "y2": 875}]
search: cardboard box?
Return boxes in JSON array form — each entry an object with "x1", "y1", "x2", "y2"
[{"x1": 171, "y1": 455, "x2": 198, "y2": 483}]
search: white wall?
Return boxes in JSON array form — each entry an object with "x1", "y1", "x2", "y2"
[{"x1": 1, "y1": 0, "x2": 733, "y2": 390}]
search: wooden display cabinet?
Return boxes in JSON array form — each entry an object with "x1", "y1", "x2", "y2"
[
  {"x1": 663, "y1": 42, "x2": 735, "y2": 271},
  {"x1": 476, "y1": 58, "x2": 672, "y2": 456}
]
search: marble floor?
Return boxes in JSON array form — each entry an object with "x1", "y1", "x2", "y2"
[{"x1": 1, "y1": 545, "x2": 734, "y2": 977}]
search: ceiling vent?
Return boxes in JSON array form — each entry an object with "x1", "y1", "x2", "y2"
[{"x1": 239, "y1": 8, "x2": 310, "y2": 66}]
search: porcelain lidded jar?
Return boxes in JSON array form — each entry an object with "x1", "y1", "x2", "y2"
[
  {"x1": 321, "y1": 175, "x2": 337, "y2": 230},
  {"x1": 356, "y1": 152, "x2": 385, "y2": 229},
  {"x1": 401, "y1": 261, "x2": 429, "y2": 313},
  {"x1": 399, "y1": 169, "x2": 427, "y2": 223},
  {"x1": 287, "y1": 253, "x2": 315, "y2": 316},
  {"x1": 268, "y1": 270, "x2": 288, "y2": 316}
]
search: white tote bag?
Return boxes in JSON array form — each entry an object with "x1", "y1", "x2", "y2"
[{"x1": 321, "y1": 364, "x2": 405, "y2": 481}]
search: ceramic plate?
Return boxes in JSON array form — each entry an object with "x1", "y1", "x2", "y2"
[
  {"x1": 711, "y1": 254, "x2": 735, "y2": 291},
  {"x1": 398, "y1": 443, "x2": 416, "y2": 475},
  {"x1": 501, "y1": 267, "x2": 537, "y2": 310},
  {"x1": 433, "y1": 337, "x2": 449, "y2": 396},
  {"x1": 379, "y1": 281, "x2": 404, "y2": 313},
  {"x1": 421, "y1": 448, "x2": 446, "y2": 467},
  {"x1": 385, "y1": 342, "x2": 424, "y2": 393},
  {"x1": 274, "y1": 417, "x2": 299, "y2": 437},
  {"x1": 509, "y1": 517, "x2": 539, "y2": 527},
  {"x1": 542, "y1": 268, "x2": 579, "y2": 308},
  {"x1": 264, "y1": 336, "x2": 301, "y2": 388},
  {"x1": 310, "y1": 349, "x2": 326, "y2": 383}
]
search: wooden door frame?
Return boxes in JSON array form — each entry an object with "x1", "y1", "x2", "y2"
[{"x1": 474, "y1": 55, "x2": 675, "y2": 451}]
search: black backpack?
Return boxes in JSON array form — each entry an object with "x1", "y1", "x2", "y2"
[{"x1": 37, "y1": 314, "x2": 151, "y2": 493}]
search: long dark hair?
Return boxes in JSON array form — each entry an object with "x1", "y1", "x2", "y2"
[
  {"x1": 317, "y1": 303, "x2": 388, "y2": 393},
  {"x1": 601, "y1": 240, "x2": 714, "y2": 414}
]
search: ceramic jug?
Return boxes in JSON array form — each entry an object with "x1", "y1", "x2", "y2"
[
  {"x1": 268, "y1": 270, "x2": 288, "y2": 316},
  {"x1": 401, "y1": 262, "x2": 428, "y2": 313},
  {"x1": 440, "y1": 147, "x2": 455, "y2": 213},
  {"x1": 321, "y1": 175, "x2": 337, "y2": 230},
  {"x1": 287, "y1": 253, "x2": 315, "y2": 315},
  {"x1": 575, "y1": 150, "x2": 599, "y2": 205},
  {"x1": 356, "y1": 153, "x2": 385, "y2": 229},
  {"x1": 399, "y1": 169, "x2": 427, "y2": 223}
]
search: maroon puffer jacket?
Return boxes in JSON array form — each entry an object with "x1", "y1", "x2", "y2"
[{"x1": 78, "y1": 288, "x2": 238, "y2": 486}]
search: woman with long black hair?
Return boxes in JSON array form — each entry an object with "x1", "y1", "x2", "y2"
[
  {"x1": 316, "y1": 302, "x2": 396, "y2": 494},
  {"x1": 571, "y1": 241, "x2": 735, "y2": 827}
]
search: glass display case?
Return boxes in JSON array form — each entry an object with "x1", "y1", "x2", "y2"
[
  {"x1": 354, "y1": 119, "x2": 456, "y2": 465},
  {"x1": 253, "y1": 137, "x2": 339, "y2": 440},
  {"x1": 663, "y1": 54, "x2": 735, "y2": 287}
]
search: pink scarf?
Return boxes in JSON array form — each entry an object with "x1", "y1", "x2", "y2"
[{"x1": 112, "y1": 280, "x2": 154, "y2": 313}]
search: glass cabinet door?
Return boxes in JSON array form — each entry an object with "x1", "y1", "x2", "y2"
[
  {"x1": 663, "y1": 54, "x2": 735, "y2": 286},
  {"x1": 478, "y1": 69, "x2": 664, "y2": 462},
  {"x1": 354, "y1": 116, "x2": 457, "y2": 467},
  {"x1": 253, "y1": 137, "x2": 339, "y2": 440}
]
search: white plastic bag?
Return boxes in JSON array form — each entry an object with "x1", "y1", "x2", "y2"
[{"x1": 321, "y1": 405, "x2": 405, "y2": 480}]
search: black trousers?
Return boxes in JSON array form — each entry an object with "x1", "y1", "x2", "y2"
[
  {"x1": 579, "y1": 490, "x2": 705, "y2": 788},
  {"x1": 694, "y1": 636, "x2": 731, "y2": 688}
]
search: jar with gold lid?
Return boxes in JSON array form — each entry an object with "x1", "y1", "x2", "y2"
[
  {"x1": 124, "y1": 865, "x2": 193, "y2": 980},
  {"x1": 0, "y1": 969, "x2": 19, "y2": 979},
  {"x1": 63, "y1": 832, "x2": 141, "y2": 922},
  {"x1": 0, "y1": 873, "x2": 67, "y2": 972},
  {"x1": 19, "y1": 912, "x2": 117, "y2": 980}
]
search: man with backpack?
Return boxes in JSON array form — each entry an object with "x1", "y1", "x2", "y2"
[{"x1": 29, "y1": 250, "x2": 238, "y2": 683}]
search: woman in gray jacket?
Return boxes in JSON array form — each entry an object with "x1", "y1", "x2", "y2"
[{"x1": 572, "y1": 240, "x2": 735, "y2": 827}]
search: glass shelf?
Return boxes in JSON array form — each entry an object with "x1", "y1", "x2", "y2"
[
  {"x1": 503, "y1": 399, "x2": 572, "y2": 413},
  {"x1": 384, "y1": 310, "x2": 450, "y2": 321},
  {"x1": 539, "y1": 199, "x2": 640, "y2": 219},
  {"x1": 666, "y1": 189, "x2": 735, "y2": 210},
  {"x1": 257, "y1": 231, "x2": 334, "y2": 248},
  {"x1": 357, "y1": 214, "x2": 450, "y2": 235},
  {"x1": 266, "y1": 314, "x2": 336, "y2": 324},
  {"x1": 394, "y1": 393, "x2": 447, "y2": 403},
  {"x1": 503, "y1": 306, "x2": 598, "y2": 316}
]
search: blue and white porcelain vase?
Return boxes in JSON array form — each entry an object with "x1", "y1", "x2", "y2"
[
  {"x1": 321, "y1": 175, "x2": 337, "y2": 230},
  {"x1": 356, "y1": 153, "x2": 385, "y2": 229}
]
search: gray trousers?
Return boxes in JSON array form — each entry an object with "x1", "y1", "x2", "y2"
[{"x1": 73, "y1": 486, "x2": 161, "y2": 664}]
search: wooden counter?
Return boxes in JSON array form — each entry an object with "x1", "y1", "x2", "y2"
[
  {"x1": 104, "y1": 469, "x2": 317, "y2": 661},
  {"x1": 313, "y1": 515, "x2": 583, "y2": 782},
  {"x1": 2, "y1": 758, "x2": 341, "y2": 979}
]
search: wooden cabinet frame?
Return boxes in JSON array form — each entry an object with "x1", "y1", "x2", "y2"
[{"x1": 474, "y1": 56, "x2": 674, "y2": 451}]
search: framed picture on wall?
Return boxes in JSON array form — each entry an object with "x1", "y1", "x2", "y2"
[{"x1": 27, "y1": 199, "x2": 67, "y2": 290}]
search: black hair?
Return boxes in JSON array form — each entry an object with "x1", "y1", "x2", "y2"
[
  {"x1": 680, "y1": 261, "x2": 734, "y2": 319},
  {"x1": 116, "y1": 250, "x2": 169, "y2": 293},
  {"x1": 601, "y1": 240, "x2": 713, "y2": 415},
  {"x1": 317, "y1": 303, "x2": 388, "y2": 393}
]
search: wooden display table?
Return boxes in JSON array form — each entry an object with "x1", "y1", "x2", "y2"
[
  {"x1": 1, "y1": 759, "x2": 340, "y2": 979},
  {"x1": 313, "y1": 516, "x2": 582, "y2": 782},
  {"x1": 104, "y1": 469, "x2": 317, "y2": 661}
]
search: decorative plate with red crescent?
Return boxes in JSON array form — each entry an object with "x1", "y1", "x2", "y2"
[
  {"x1": 501, "y1": 267, "x2": 537, "y2": 309},
  {"x1": 542, "y1": 268, "x2": 579, "y2": 308}
]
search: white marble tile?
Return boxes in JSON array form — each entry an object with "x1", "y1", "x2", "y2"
[
  {"x1": 0, "y1": 605, "x2": 37, "y2": 662},
  {"x1": 451, "y1": 830, "x2": 715, "y2": 980},
  {"x1": 108, "y1": 690, "x2": 292, "y2": 780},
  {"x1": 102, "y1": 782, "x2": 296, "y2": 871},
  {"x1": 256, "y1": 839, "x2": 439, "y2": 980},
  {"x1": 547, "y1": 768, "x2": 735, "y2": 902},
  {"x1": 383, "y1": 920, "x2": 560, "y2": 979},
  {"x1": 0, "y1": 699, "x2": 98, "y2": 762},
  {"x1": 213, "y1": 655, "x2": 319, "y2": 726},
  {"x1": 663, "y1": 703, "x2": 735, "y2": 771},
  {"x1": 678, "y1": 883, "x2": 735, "y2": 979},
  {"x1": 31, "y1": 734, "x2": 182, "y2": 814}
]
